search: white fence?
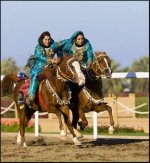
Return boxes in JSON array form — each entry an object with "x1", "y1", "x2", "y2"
[
  {"x1": 93, "y1": 72, "x2": 149, "y2": 139},
  {"x1": 1, "y1": 72, "x2": 149, "y2": 139}
]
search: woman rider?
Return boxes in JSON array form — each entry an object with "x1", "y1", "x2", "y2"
[
  {"x1": 25, "y1": 31, "x2": 58, "y2": 108},
  {"x1": 49, "y1": 31, "x2": 97, "y2": 109},
  {"x1": 50, "y1": 30, "x2": 94, "y2": 70}
]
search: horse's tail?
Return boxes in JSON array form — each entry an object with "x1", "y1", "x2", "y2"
[{"x1": 1, "y1": 74, "x2": 19, "y2": 96}]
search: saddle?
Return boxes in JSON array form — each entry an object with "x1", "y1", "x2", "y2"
[{"x1": 18, "y1": 72, "x2": 46, "y2": 101}]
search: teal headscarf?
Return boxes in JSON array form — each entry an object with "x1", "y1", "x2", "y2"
[{"x1": 62, "y1": 31, "x2": 89, "y2": 54}]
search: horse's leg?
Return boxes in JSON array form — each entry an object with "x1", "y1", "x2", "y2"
[
  {"x1": 105, "y1": 104, "x2": 115, "y2": 134},
  {"x1": 17, "y1": 106, "x2": 27, "y2": 147},
  {"x1": 55, "y1": 110, "x2": 68, "y2": 139},
  {"x1": 70, "y1": 107, "x2": 83, "y2": 139},
  {"x1": 60, "y1": 106, "x2": 81, "y2": 146},
  {"x1": 17, "y1": 105, "x2": 36, "y2": 146},
  {"x1": 97, "y1": 103, "x2": 115, "y2": 134},
  {"x1": 78, "y1": 108, "x2": 88, "y2": 131},
  {"x1": 71, "y1": 103, "x2": 79, "y2": 129}
]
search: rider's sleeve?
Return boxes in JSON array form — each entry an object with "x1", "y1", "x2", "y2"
[
  {"x1": 34, "y1": 45, "x2": 47, "y2": 63},
  {"x1": 86, "y1": 43, "x2": 94, "y2": 62},
  {"x1": 50, "y1": 39, "x2": 68, "y2": 57}
]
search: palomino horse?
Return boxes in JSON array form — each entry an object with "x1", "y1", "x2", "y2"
[
  {"x1": 1, "y1": 55, "x2": 85, "y2": 146},
  {"x1": 61, "y1": 51, "x2": 114, "y2": 136}
]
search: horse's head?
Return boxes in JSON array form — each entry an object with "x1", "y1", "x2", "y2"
[
  {"x1": 56, "y1": 54, "x2": 85, "y2": 86},
  {"x1": 93, "y1": 51, "x2": 112, "y2": 78}
]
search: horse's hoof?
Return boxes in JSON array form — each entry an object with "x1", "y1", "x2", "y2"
[
  {"x1": 23, "y1": 142, "x2": 28, "y2": 147},
  {"x1": 78, "y1": 121, "x2": 86, "y2": 131},
  {"x1": 60, "y1": 130, "x2": 67, "y2": 136},
  {"x1": 60, "y1": 135, "x2": 68, "y2": 140},
  {"x1": 60, "y1": 130, "x2": 68, "y2": 140},
  {"x1": 108, "y1": 126, "x2": 114, "y2": 134},
  {"x1": 72, "y1": 137, "x2": 82, "y2": 146}
]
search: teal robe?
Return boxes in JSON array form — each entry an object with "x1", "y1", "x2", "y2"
[
  {"x1": 51, "y1": 31, "x2": 94, "y2": 67},
  {"x1": 29, "y1": 39, "x2": 54, "y2": 96}
]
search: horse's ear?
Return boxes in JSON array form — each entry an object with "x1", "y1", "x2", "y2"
[{"x1": 103, "y1": 51, "x2": 107, "y2": 55}]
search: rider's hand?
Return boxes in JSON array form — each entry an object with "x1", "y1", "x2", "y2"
[
  {"x1": 47, "y1": 49, "x2": 54, "y2": 57},
  {"x1": 53, "y1": 57, "x2": 60, "y2": 64},
  {"x1": 46, "y1": 57, "x2": 52, "y2": 64},
  {"x1": 85, "y1": 66, "x2": 91, "y2": 71}
]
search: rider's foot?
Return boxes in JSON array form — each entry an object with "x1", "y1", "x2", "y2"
[{"x1": 26, "y1": 94, "x2": 35, "y2": 108}]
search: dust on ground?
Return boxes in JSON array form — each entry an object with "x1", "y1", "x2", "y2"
[{"x1": 1, "y1": 132, "x2": 149, "y2": 162}]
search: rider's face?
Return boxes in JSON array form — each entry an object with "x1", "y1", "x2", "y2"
[
  {"x1": 42, "y1": 36, "x2": 51, "y2": 47},
  {"x1": 75, "y1": 35, "x2": 84, "y2": 46}
]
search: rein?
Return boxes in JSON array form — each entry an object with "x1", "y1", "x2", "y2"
[{"x1": 56, "y1": 57, "x2": 77, "y2": 82}]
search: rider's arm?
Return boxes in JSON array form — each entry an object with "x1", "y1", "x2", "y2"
[
  {"x1": 86, "y1": 43, "x2": 94, "y2": 69},
  {"x1": 50, "y1": 39, "x2": 68, "y2": 55}
]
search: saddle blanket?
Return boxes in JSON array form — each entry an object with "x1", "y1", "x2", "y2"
[{"x1": 19, "y1": 79, "x2": 30, "y2": 98}]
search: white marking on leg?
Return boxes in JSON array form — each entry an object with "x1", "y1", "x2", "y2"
[
  {"x1": 60, "y1": 130, "x2": 68, "y2": 140},
  {"x1": 16, "y1": 131, "x2": 21, "y2": 144},
  {"x1": 73, "y1": 128, "x2": 83, "y2": 139},
  {"x1": 72, "y1": 137, "x2": 82, "y2": 146},
  {"x1": 23, "y1": 142, "x2": 27, "y2": 147},
  {"x1": 108, "y1": 125, "x2": 114, "y2": 134}
]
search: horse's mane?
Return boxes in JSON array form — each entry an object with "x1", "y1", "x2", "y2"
[{"x1": 1, "y1": 74, "x2": 18, "y2": 96}]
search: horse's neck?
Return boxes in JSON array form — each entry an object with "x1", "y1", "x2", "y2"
[{"x1": 46, "y1": 77, "x2": 67, "y2": 95}]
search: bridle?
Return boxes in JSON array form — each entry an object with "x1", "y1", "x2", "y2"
[
  {"x1": 91, "y1": 54, "x2": 111, "y2": 79},
  {"x1": 56, "y1": 57, "x2": 79, "y2": 83}
]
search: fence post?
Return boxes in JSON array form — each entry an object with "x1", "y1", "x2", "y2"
[
  {"x1": 114, "y1": 96, "x2": 118, "y2": 125},
  {"x1": 93, "y1": 112, "x2": 98, "y2": 139},
  {"x1": 34, "y1": 111, "x2": 39, "y2": 137}
]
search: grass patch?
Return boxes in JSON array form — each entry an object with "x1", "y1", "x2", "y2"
[
  {"x1": 42, "y1": 125, "x2": 148, "y2": 137},
  {"x1": 79, "y1": 125, "x2": 147, "y2": 136},
  {"x1": 135, "y1": 96, "x2": 149, "y2": 118},
  {"x1": 1, "y1": 119, "x2": 41, "y2": 133}
]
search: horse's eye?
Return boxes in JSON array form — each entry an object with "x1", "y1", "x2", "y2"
[{"x1": 98, "y1": 58, "x2": 102, "y2": 62}]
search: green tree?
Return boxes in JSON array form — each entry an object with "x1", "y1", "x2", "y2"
[
  {"x1": 102, "y1": 59, "x2": 123, "y2": 95},
  {"x1": 1, "y1": 57, "x2": 20, "y2": 75},
  {"x1": 129, "y1": 56, "x2": 149, "y2": 94}
]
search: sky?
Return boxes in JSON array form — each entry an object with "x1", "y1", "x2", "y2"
[{"x1": 1, "y1": 1, "x2": 149, "y2": 69}]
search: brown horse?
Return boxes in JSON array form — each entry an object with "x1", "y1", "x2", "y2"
[
  {"x1": 1, "y1": 55, "x2": 85, "y2": 146},
  {"x1": 59, "y1": 51, "x2": 114, "y2": 137},
  {"x1": 73, "y1": 51, "x2": 114, "y2": 132}
]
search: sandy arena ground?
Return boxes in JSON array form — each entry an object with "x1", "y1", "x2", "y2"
[{"x1": 1, "y1": 132, "x2": 149, "y2": 162}]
